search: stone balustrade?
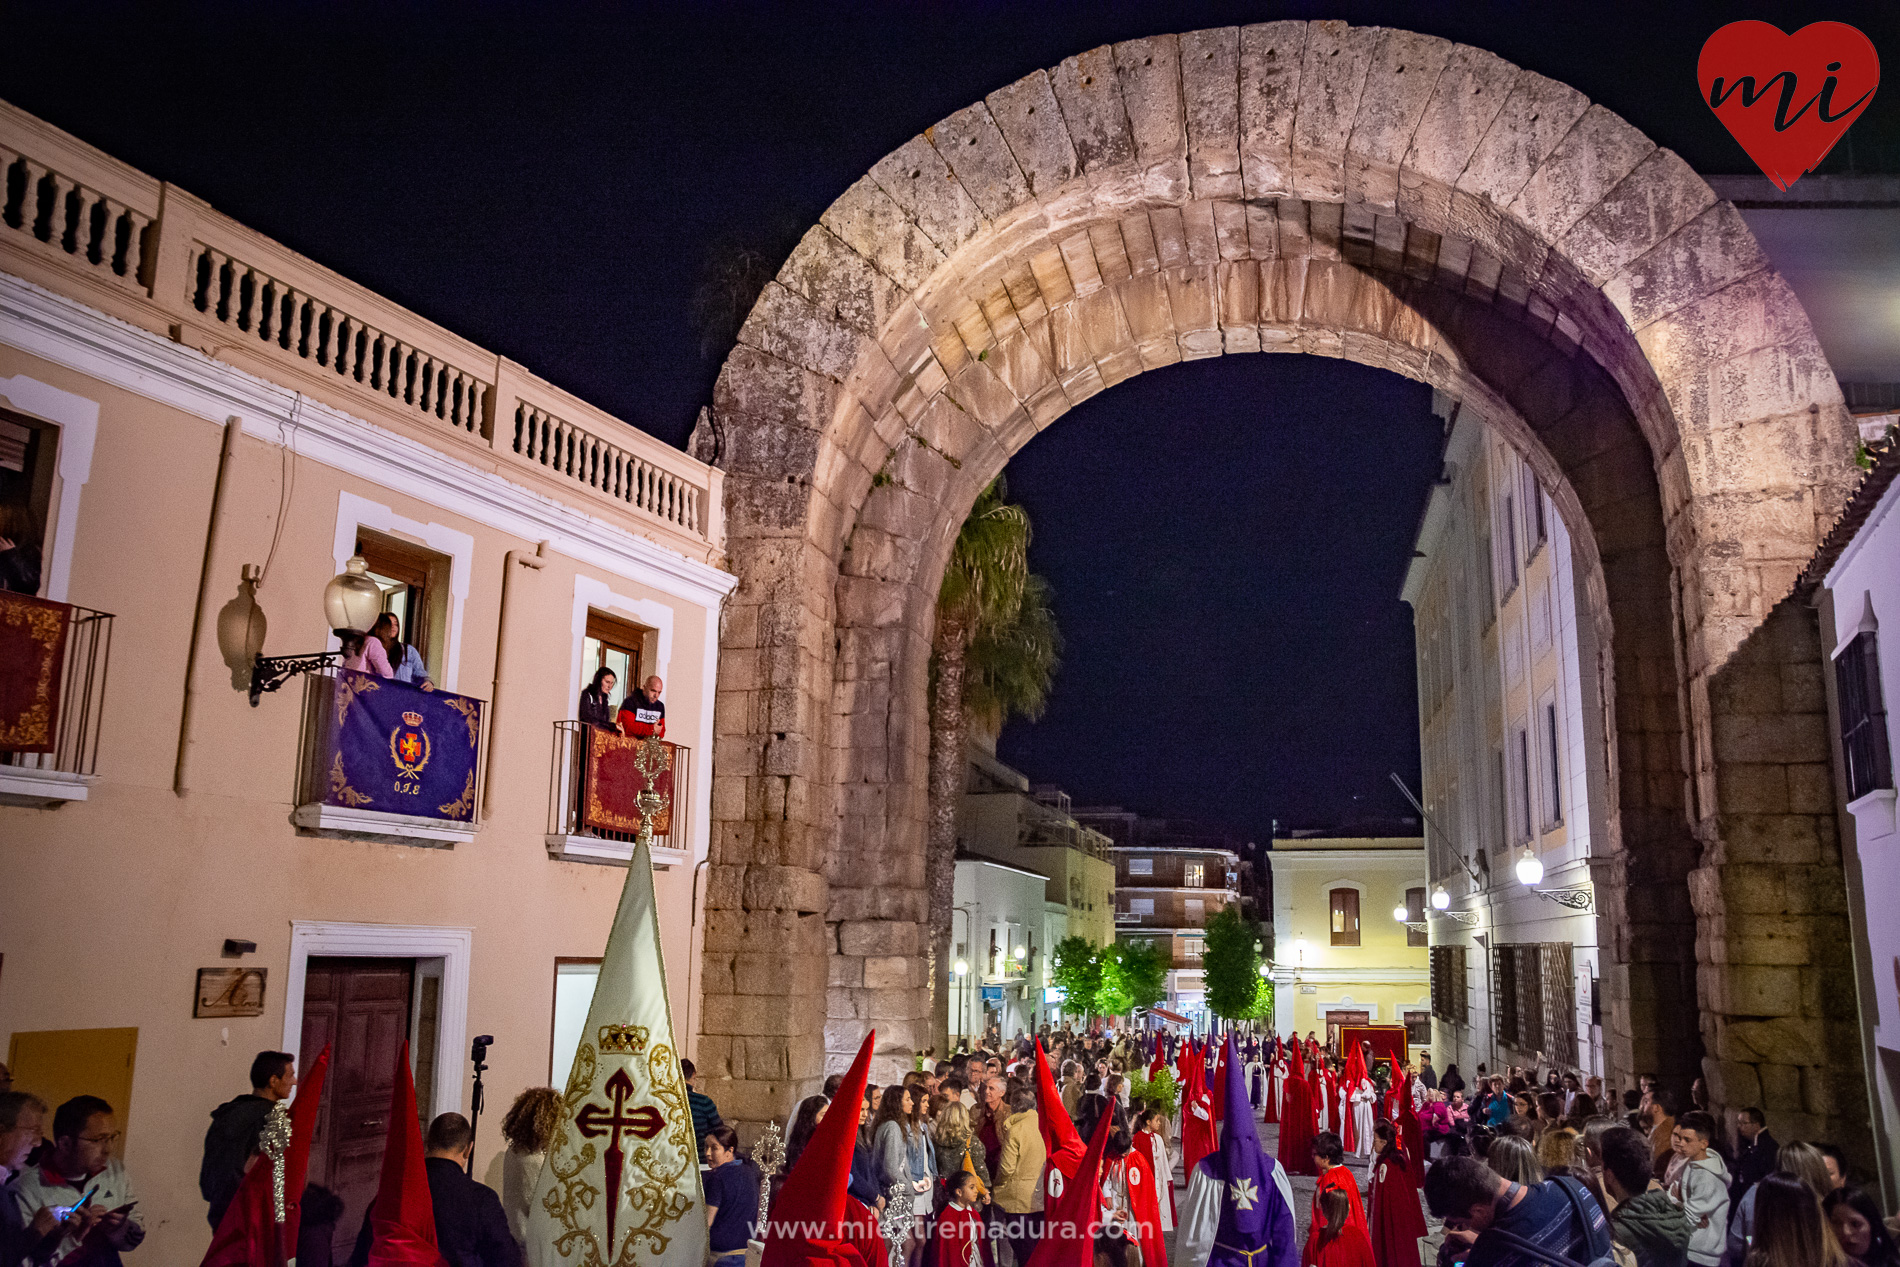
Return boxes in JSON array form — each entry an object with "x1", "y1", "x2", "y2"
[{"x1": 0, "y1": 97, "x2": 722, "y2": 560}]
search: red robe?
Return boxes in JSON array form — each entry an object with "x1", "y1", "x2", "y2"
[
  {"x1": 1111, "y1": 1150, "x2": 1169, "y2": 1267},
  {"x1": 1301, "y1": 1165, "x2": 1370, "y2": 1267},
  {"x1": 1209, "y1": 1044, "x2": 1228, "y2": 1127},
  {"x1": 931, "y1": 1204, "x2": 993, "y2": 1267},
  {"x1": 1276, "y1": 1053, "x2": 1318, "y2": 1177},
  {"x1": 1132, "y1": 1129, "x2": 1176, "y2": 1223},
  {"x1": 1395, "y1": 1082, "x2": 1425, "y2": 1176},
  {"x1": 1178, "y1": 1058, "x2": 1218, "y2": 1180},
  {"x1": 1367, "y1": 1147, "x2": 1428, "y2": 1267},
  {"x1": 1307, "y1": 1221, "x2": 1377, "y2": 1267}
]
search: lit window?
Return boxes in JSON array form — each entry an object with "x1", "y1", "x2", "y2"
[
  {"x1": 1329, "y1": 888, "x2": 1360, "y2": 947},
  {"x1": 1183, "y1": 861, "x2": 1204, "y2": 887}
]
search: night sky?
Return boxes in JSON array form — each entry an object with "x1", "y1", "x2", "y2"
[{"x1": 7, "y1": 1, "x2": 1896, "y2": 839}]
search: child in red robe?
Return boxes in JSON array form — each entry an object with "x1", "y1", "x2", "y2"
[
  {"x1": 1307, "y1": 1186, "x2": 1376, "y2": 1267},
  {"x1": 932, "y1": 1172, "x2": 992, "y2": 1267},
  {"x1": 1301, "y1": 1133, "x2": 1369, "y2": 1267},
  {"x1": 1366, "y1": 1121, "x2": 1427, "y2": 1267}
]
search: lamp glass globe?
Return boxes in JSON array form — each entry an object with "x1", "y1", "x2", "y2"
[
  {"x1": 1515, "y1": 847, "x2": 1545, "y2": 886},
  {"x1": 1430, "y1": 885, "x2": 1451, "y2": 910},
  {"x1": 323, "y1": 555, "x2": 386, "y2": 634},
  {"x1": 953, "y1": 959, "x2": 969, "y2": 976},
  {"x1": 1392, "y1": 903, "x2": 1410, "y2": 923},
  {"x1": 1257, "y1": 963, "x2": 1271, "y2": 978}
]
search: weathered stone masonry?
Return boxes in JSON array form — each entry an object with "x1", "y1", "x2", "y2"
[{"x1": 688, "y1": 20, "x2": 1867, "y2": 1154}]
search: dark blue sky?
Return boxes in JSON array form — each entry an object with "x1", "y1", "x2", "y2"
[
  {"x1": 995, "y1": 355, "x2": 1441, "y2": 837},
  {"x1": 6, "y1": 0, "x2": 1894, "y2": 837}
]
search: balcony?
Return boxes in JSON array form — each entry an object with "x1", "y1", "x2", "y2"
[
  {"x1": 0, "y1": 100, "x2": 723, "y2": 565},
  {"x1": 292, "y1": 670, "x2": 485, "y2": 846},
  {"x1": 546, "y1": 721, "x2": 689, "y2": 867},
  {"x1": 0, "y1": 598, "x2": 113, "y2": 807}
]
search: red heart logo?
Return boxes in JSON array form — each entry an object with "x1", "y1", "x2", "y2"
[{"x1": 1698, "y1": 21, "x2": 1880, "y2": 191}]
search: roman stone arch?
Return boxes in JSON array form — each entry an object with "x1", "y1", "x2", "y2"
[{"x1": 691, "y1": 21, "x2": 1866, "y2": 1147}]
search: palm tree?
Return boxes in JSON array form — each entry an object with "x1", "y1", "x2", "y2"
[{"x1": 926, "y1": 477, "x2": 1060, "y2": 1051}]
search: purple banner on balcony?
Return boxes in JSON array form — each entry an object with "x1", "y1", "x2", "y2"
[
  {"x1": 582, "y1": 730, "x2": 674, "y2": 836},
  {"x1": 322, "y1": 671, "x2": 482, "y2": 820},
  {"x1": 0, "y1": 592, "x2": 71, "y2": 753}
]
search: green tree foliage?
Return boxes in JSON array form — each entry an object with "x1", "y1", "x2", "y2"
[
  {"x1": 1095, "y1": 944, "x2": 1134, "y2": 1017},
  {"x1": 1128, "y1": 1067, "x2": 1179, "y2": 1115},
  {"x1": 1203, "y1": 905, "x2": 1271, "y2": 1020},
  {"x1": 1051, "y1": 935, "x2": 1102, "y2": 1018},
  {"x1": 1119, "y1": 940, "x2": 1169, "y2": 1012}
]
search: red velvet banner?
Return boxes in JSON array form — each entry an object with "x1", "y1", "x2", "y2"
[
  {"x1": 1341, "y1": 1025, "x2": 1410, "y2": 1071},
  {"x1": 582, "y1": 730, "x2": 675, "y2": 836},
  {"x1": 0, "y1": 592, "x2": 70, "y2": 753}
]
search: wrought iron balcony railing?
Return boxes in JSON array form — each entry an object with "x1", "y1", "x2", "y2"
[
  {"x1": 546, "y1": 720, "x2": 689, "y2": 867},
  {"x1": 0, "y1": 598, "x2": 113, "y2": 807}
]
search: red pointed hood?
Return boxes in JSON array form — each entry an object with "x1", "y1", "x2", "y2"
[
  {"x1": 762, "y1": 1031, "x2": 876, "y2": 1267},
  {"x1": 1024, "y1": 1091, "x2": 1116, "y2": 1267},
  {"x1": 1343, "y1": 1042, "x2": 1369, "y2": 1088},
  {"x1": 1033, "y1": 1039, "x2": 1085, "y2": 1176},
  {"x1": 1286, "y1": 1036, "x2": 1306, "y2": 1079},
  {"x1": 200, "y1": 1047, "x2": 333, "y2": 1267},
  {"x1": 367, "y1": 1042, "x2": 444, "y2": 1266}
]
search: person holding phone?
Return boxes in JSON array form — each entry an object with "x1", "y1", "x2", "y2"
[{"x1": 12, "y1": 1094, "x2": 146, "y2": 1264}]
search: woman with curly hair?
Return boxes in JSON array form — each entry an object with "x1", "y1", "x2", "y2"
[{"x1": 500, "y1": 1086, "x2": 563, "y2": 1246}]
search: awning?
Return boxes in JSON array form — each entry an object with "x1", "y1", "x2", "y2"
[{"x1": 1147, "y1": 1008, "x2": 1190, "y2": 1025}]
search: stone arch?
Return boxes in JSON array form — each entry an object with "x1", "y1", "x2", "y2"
[{"x1": 691, "y1": 21, "x2": 1861, "y2": 1139}]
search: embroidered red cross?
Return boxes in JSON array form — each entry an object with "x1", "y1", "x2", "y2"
[{"x1": 575, "y1": 1068, "x2": 666, "y2": 1247}]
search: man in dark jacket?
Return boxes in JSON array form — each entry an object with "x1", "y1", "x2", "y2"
[
  {"x1": 1602, "y1": 1124, "x2": 1692, "y2": 1267},
  {"x1": 348, "y1": 1114, "x2": 521, "y2": 1267},
  {"x1": 200, "y1": 1051, "x2": 297, "y2": 1228},
  {"x1": 1729, "y1": 1107, "x2": 1776, "y2": 1202}
]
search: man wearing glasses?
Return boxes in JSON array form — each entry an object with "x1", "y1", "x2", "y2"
[{"x1": 12, "y1": 1094, "x2": 146, "y2": 1264}]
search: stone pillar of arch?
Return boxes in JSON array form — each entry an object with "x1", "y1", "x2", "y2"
[{"x1": 689, "y1": 21, "x2": 1869, "y2": 1153}]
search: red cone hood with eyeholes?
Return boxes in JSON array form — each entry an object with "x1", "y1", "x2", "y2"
[
  {"x1": 1023, "y1": 1091, "x2": 1115, "y2": 1267},
  {"x1": 762, "y1": 1031, "x2": 879, "y2": 1267}
]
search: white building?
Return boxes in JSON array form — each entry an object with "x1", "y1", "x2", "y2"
[
  {"x1": 1402, "y1": 394, "x2": 1608, "y2": 1079},
  {"x1": 1805, "y1": 435, "x2": 1900, "y2": 1210},
  {"x1": 950, "y1": 853, "x2": 1059, "y2": 1042}
]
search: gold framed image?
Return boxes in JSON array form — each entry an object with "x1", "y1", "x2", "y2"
[{"x1": 195, "y1": 967, "x2": 267, "y2": 1018}]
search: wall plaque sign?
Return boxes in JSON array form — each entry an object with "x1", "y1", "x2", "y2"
[{"x1": 196, "y1": 967, "x2": 267, "y2": 1018}]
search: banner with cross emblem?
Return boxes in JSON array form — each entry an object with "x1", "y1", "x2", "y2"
[{"x1": 528, "y1": 839, "x2": 706, "y2": 1267}]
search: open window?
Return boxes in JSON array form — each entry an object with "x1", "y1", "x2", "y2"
[
  {"x1": 354, "y1": 529, "x2": 451, "y2": 680},
  {"x1": 1329, "y1": 887, "x2": 1361, "y2": 946},
  {"x1": 581, "y1": 610, "x2": 652, "y2": 711},
  {"x1": 0, "y1": 409, "x2": 56, "y2": 596}
]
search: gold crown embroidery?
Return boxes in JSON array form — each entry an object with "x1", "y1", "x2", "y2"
[{"x1": 597, "y1": 1024, "x2": 650, "y2": 1054}]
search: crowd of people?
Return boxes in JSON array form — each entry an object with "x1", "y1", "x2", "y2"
[{"x1": 5, "y1": 1030, "x2": 1900, "y2": 1267}]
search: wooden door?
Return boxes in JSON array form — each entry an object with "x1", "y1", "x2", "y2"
[
  {"x1": 301, "y1": 958, "x2": 415, "y2": 1263},
  {"x1": 1325, "y1": 1010, "x2": 1369, "y2": 1054}
]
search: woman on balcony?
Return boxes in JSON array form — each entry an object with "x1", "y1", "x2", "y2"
[{"x1": 579, "y1": 667, "x2": 619, "y2": 730}]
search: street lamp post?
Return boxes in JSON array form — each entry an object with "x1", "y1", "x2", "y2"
[{"x1": 249, "y1": 555, "x2": 386, "y2": 705}]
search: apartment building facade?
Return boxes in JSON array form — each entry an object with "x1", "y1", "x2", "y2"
[
  {"x1": 1402, "y1": 395, "x2": 1608, "y2": 1081},
  {"x1": 0, "y1": 100, "x2": 733, "y2": 1262},
  {"x1": 1074, "y1": 808, "x2": 1252, "y2": 1019}
]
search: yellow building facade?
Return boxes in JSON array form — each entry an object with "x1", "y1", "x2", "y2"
[{"x1": 1267, "y1": 836, "x2": 1431, "y2": 1059}]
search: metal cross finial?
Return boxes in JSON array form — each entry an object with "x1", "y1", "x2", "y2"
[{"x1": 754, "y1": 1119, "x2": 786, "y2": 1217}]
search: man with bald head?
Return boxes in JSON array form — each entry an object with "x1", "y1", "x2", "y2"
[{"x1": 618, "y1": 675, "x2": 666, "y2": 739}]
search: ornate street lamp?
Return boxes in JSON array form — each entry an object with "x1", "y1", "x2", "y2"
[
  {"x1": 1430, "y1": 885, "x2": 1452, "y2": 910},
  {"x1": 1514, "y1": 845, "x2": 1546, "y2": 887},
  {"x1": 250, "y1": 555, "x2": 385, "y2": 705},
  {"x1": 953, "y1": 959, "x2": 969, "y2": 977},
  {"x1": 1392, "y1": 902, "x2": 1410, "y2": 923}
]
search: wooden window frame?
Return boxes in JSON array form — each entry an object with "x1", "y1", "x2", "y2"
[
  {"x1": 1838, "y1": 631, "x2": 1894, "y2": 801},
  {"x1": 1405, "y1": 887, "x2": 1428, "y2": 948},
  {"x1": 355, "y1": 529, "x2": 449, "y2": 675},
  {"x1": 1329, "y1": 887, "x2": 1361, "y2": 947}
]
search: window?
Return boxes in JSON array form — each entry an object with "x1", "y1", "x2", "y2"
[
  {"x1": 1404, "y1": 1010, "x2": 1432, "y2": 1046},
  {"x1": 1543, "y1": 701, "x2": 1564, "y2": 826},
  {"x1": 1493, "y1": 748, "x2": 1508, "y2": 858},
  {"x1": 1129, "y1": 897, "x2": 1155, "y2": 916},
  {"x1": 356, "y1": 530, "x2": 449, "y2": 676},
  {"x1": 1521, "y1": 463, "x2": 1547, "y2": 553},
  {"x1": 0, "y1": 410, "x2": 55, "y2": 596},
  {"x1": 1514, "y1": 727, "x2": 1533, "y2": 842},
  {"x1": 551, "y1": 958, "x2": 601, "y2": 1084},
  {"x1": 1430, "y1": 945, "x2": 1469, "y2": 1023},
  {"x1": 582, "y1": 611, "x2": 650, "y2": 707},
  {"x1": 1183, "y1": 861, "x2": 1204, "y2": 888},
  {"x1": 988, "y1": 928, "x2": 999, "y2": 977},
  {"x1": 1182, "y1": 938, "x2": 1203, "y2": 961},
  {"x1": 1184, "y1": 898, "x2": 1205, "y2": 921},
  {"x1": 1497, "y1": 491, "x2": 1520, "y2": 596},
  {"x1": 1329, "y1": 887, "x2": 1361, "y2": 946},
  {"x1": 1477, "y1": 531, "x2": 1497, "y2": 620},
  {"x1": 1837, "y1": 631, "x2": 1893, "y2": 801},
  {"x1": 1492, "y1": 944, "x2": 1520, "y2": 1046},
  {"x1": 1405, "y1": 887, "x2": 1428, "y2": 948},
  {"x1": 1127, "y1": 857, "x2": 1153, "y2": 877}
]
